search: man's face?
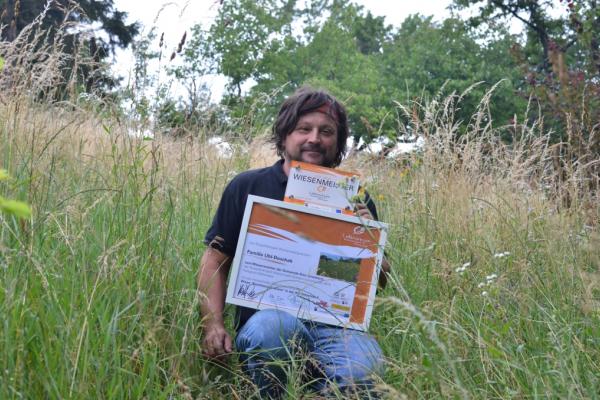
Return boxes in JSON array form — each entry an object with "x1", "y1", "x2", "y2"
[{"x1": 282, "y1": 111, "x2": 338, "y2": 168}]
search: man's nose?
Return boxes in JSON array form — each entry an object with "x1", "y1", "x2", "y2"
[{"x1": 306, "y1": 128, "x2": 321, "y2": 143}]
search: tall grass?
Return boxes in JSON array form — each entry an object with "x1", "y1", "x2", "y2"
[
  {"x1": 352, "y1": 87, "x2": 600, "y2": 398},
  {"x1": 1, "y1": 88, "x2": 598, "y2": 398},
  {"x1": 1, "y1": 14, "x2": 599, "y2": 399}
]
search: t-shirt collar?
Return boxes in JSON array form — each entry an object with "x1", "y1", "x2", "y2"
[{"x1": 273, "y1": 159, "x2": 288, "y2": 184}]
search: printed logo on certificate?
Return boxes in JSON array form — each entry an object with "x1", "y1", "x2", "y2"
[
  {"x1": 284, "y1": 161, "x2": 360, "y2": 215},
  {"x1": 225, "y1": 195, "x2": 388, "y2": 331}
]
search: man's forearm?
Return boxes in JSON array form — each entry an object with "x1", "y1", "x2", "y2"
[{"x1": 197, "y1": 248, "x2": 231, "y2": 325}]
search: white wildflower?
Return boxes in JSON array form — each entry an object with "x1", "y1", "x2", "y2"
[
  {"x1": 486, "y1": 273, "x2": 498, "y2": 282},
  {"x1": 208, "y1": 136, "x2": 233, "y2": 158},
  {"x1": 481, "y1": 291, "x2": 488, "y2": 296},
  {"x1": 493, "y1": 251, "x2": 511, "y2": 258},
  {"x1": 455, "y1": 262, "x2": 471, "y2": 274},
  {"x1": 516, "y1": 344, "x2": 525, "y2": 353},
  {"x1": 477, "y1": 282, "x2": 486, "y2": 288}
]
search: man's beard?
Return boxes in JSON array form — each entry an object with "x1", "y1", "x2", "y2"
[{"x1": 294, "y1": 144, "x2": 335, "y2": 167}]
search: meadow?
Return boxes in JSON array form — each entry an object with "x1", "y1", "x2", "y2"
[
  {"x1": 1, "y1": 84, "x2": 598, "y2": 399},
  {"x1": 317, "y1": 255, "x2": 362, "y2": 283}
]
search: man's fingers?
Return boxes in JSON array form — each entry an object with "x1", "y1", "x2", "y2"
[
  {"x1": 202, "y1": 336, "x2": 215, "y2": 358},
  {"x1": 209, "y1": 334, "x2": 225, "y2": 356},
  {"x1": 202, "y1": 329, "x2": 232, "y2": 360},
  {"x1": 202, "y1": 332, "x2": 220, "y2": 357},
  {"x1": 354, "y1": 203, "x2": 373, "y2": 220},
  {"x1": 223, "y1": 333, "x2": 233, "y2": 353}
]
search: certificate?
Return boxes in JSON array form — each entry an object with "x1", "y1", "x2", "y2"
[
  {"x1": 225, "y1": 195, "x2": 388, "y2": 331},
  {"x1": 284, "y1": 161, "x2": 360, "y2": 215}
]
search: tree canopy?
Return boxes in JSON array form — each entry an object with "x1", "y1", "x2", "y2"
[
  {"x1": 1, "y1": 0, "x2": 139, "y2": 93},
  {"x1": 452, "y1": 0, "x2": 600, "y2": 145},
  {"x1": 6, "y1": 0, "x2": 596, "y2": 151},
  {"x1": 180, "y1": 0, "x2": 523, "y2": 142},
  {"x1": 1, "y1": 0, "x2": 138, "y2": 51}
]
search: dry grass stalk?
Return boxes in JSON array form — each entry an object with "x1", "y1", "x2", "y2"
[{"x1": 0, "y1": 0, "x2": 102, "y2": 103}]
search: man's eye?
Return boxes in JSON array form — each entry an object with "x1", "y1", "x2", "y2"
[
  {"x1": 321, "y1": 128, "x2": 334, "y2": 136},
  {"x1": 296, "y1": 126, "x2": 310, "y2": 132}
]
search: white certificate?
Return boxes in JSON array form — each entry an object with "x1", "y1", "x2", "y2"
[
  {"x1": 225, "y1": 195, "x2": 388, "y2": 331},
  {"x1": 284, "y1": 161, "x2": 360, "y2": 215}
]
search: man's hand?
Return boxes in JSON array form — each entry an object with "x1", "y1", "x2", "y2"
[
  {"x1": 197, "y1": 246, "x2": 233, "y2": 363},
  {"x1": 354, "y1": 202, "x2": 374, "y2": 220},
  {"x1": 202, "y1": 320, "x2": 233, "y2": 361}
]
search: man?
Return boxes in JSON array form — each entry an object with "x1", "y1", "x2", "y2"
[{"x1": 198, "y1": 87, "x2": 387, "y2": 398}]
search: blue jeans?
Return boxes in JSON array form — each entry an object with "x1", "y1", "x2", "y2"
[{"x1": 235, "y1": 309, "x2": 384, "y2": 398}]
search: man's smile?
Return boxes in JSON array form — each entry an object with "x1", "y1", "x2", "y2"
[{"x1": 301, "y1": 146, "x2": 324, "y2": 155}]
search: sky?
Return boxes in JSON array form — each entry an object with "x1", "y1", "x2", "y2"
[{"x1": 111, "y1": 0, "x2": 456, "y2": 101}]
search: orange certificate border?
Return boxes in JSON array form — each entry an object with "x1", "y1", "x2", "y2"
[
  {"x1": 289, "y1": 160, "x2": 359, "y2": 177},
  {"x1": 225, "y1": 195, "x2": 388, "y2": 331}
]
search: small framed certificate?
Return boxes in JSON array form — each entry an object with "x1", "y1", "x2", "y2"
[
  {"x1": 225, "y1": 195, "x2": 388, "y2": 331},
  {"x1": 284, "y1": 161, "x2": 360, "y2": 215}
]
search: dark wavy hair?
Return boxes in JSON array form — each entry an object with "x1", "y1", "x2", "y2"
[{"x1": 272, "y1": 86, "x2": 348, "y2": 167}]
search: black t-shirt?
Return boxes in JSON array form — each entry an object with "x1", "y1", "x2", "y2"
[{"x1": 204, "y1": 159, "x2": 378, "y2": 329}]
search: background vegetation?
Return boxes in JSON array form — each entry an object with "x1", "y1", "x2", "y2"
[{"x1": 1, "y1": 0, "x2": 599, "y2": 399}]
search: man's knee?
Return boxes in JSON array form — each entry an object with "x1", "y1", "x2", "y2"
[
  {"x1": 336, "y1": 341, "x2": 384, "y2": 386},
  {"x1": 312, "y1": 329, "x2": 384, "y2": 390},
  {"x1": 235, "y1": 309, "x2": 310, "y2": 355}
]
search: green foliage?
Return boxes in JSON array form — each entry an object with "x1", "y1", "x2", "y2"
[
  {"x1": 383, "y1": 15, "x2": 526, "y2": 132},
  {"x1": 0, "y1": 198, "x2": 31, "y2": 218},
  {"x1": 0, "y1": 0, "x2": 139, "y2": 94},
  {"x1": 208, "y1": 0, "x2": 297, "y2": 96},
  {"x1": 163, "y1": 25, "x2": 216, "y2": 132},
  {"x1": 0, "y1": 0, "x2": 138, "y2": 52},
  {"x1": 0, "y1": 169, "x2": 31, "y2": 219},
  {"x1": 352, "y1": 10, "x2": 389, "y2": 55},
  {"x1": 452, "y1": 0, "x2": 599, "y2": 190},
  {"x1": 188, "y1": 0, "x2": 524, "y2": 142}
]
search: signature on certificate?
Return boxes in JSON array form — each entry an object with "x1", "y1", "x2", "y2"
[{"x1": 237, "y1": 283, "x2": 257, "y2": 299}]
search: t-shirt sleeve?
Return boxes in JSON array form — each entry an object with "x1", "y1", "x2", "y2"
[{"x1": 203, "y1": 178, "x2": 246, "y2": 256}]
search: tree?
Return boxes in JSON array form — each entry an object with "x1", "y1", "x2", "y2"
[
  {"x1": 0, "y1": 0, "x2": 138, "y2": 93},
  {"x1": 352, "y1": 10, "x2": 389, "y2": 55},
  {"x1": 201, "y1": 0, "x2": 396, "y2": 140},
  {"x1": 451, "y1": 0, "x2": 600, "y2": 118},
  {"x1": 452, "y1": 0, "x2": 599, "y2": 195},
  {"x1": 1, "y1": 0, "x2": 137, "y2": 51},
  {"x1": 166, "y1": 25, "x2": 216, "y2": 127},
  {"x1": 180, "y1": 0, "x2": 524, "y2": 143},
  {"x1": 207, "y1": 0, "x2": 297, "y2": 98},
  {"x1": 381, "y1": 15, "x2": 525, "y2": 135},
  {"x1": 452, "y1": 1, "x2": 559, "y2": 70}
]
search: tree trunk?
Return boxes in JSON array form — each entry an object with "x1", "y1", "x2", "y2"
[
  {"x1": 0, "y1": 0, "x2": 17, "y2": 42},
  {"x1": 527, "y1": 0, "x2": 551, "y2": 73},
  {"x1": 590, "y1": 1, "x2": 600, "y2": 76}
]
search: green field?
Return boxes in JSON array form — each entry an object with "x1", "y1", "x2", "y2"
[
  {"x1": 1, "y1": 97, "x2": 599, "y2": 399},
  {"x1": 317, "y1": 254, "x2": 361, "y2": 283}
]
